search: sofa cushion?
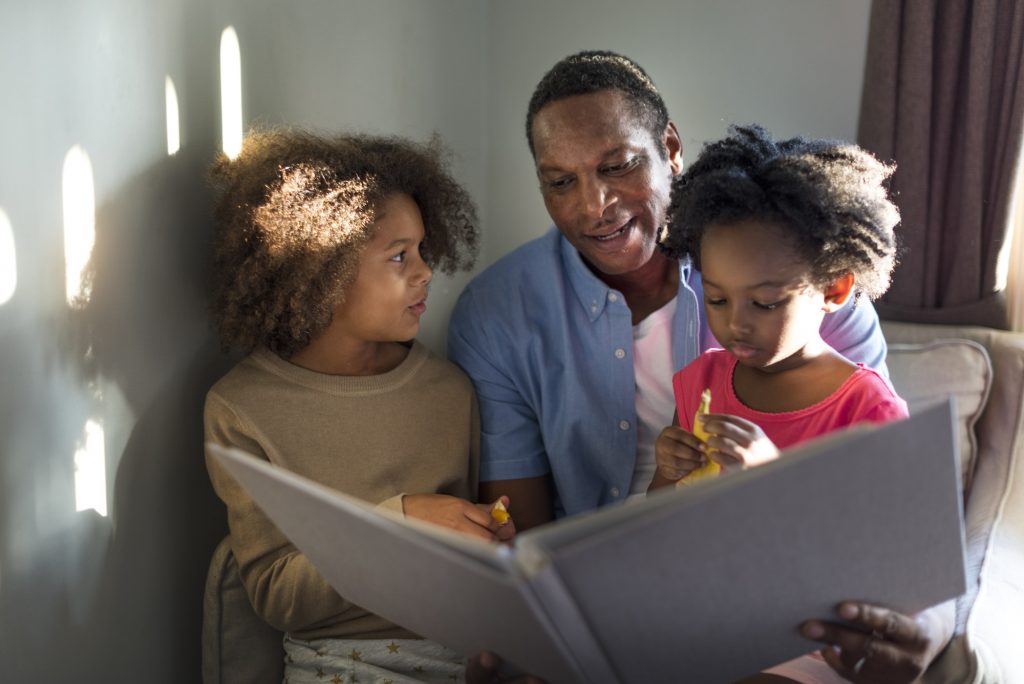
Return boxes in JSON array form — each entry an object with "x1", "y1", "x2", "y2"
[
  {"x1": 203, "y1": 536, "x2": 284, "y2": 684},
  {"x1": 885, "y1": 339, "x2": 992, "y2": 493}
]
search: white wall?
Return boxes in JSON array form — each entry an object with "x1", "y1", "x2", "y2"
[{"x1": 0, "y1": 1, "x2": 868, "y2": 680}]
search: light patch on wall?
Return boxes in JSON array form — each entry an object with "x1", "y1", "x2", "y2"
[
  {"x1": 62, "y1": 146, "x2": 96, "y2": 306},
  {"x1": 0, "y1": 207, "x2": 15, "y2": 305},
  {"x1": 74, "y1": 419, "x2": 107, "y2": 517},
  {"x1": 220, "y1": 26, "x2": 242, "y2": 160},
  {"x1": 165, "y1": 75, "x2": 181, "y2": 155}
]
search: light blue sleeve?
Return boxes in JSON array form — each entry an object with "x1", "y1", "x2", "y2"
[
  {"x1": 446, "y1": 288, "x2": 551, "y2": 483},
  {"x1": 821, "y1": 297, "x2": 889, "y2": 376}
]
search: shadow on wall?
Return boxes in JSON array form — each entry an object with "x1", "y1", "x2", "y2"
[{"x1": 0, "y1": 143, "x2": 235, "y2": 681}]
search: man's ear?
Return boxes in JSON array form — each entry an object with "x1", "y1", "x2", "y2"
[
  {"x1": 823, "y1": 273, "x2": 855, "y2": 312},
  {"x1": 664, "y1": 121, "x2": 684, "y2": 176}
]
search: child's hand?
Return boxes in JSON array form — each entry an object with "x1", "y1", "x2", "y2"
[
  {"x1": 650, "y1": 425, "x2": 707, "y2": 486},
  {"x1": 403, "y1": 493, "x2": 516, "y2": 542},
  {"x1": 699, "y1": 414, "x2": 780, "y2": 469}
]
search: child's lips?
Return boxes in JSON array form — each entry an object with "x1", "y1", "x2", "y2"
[
  {"x1": 729, "y1": 342, "x2": 759, "y2": 359},
  {"x1": 408, "y1": 299, "x2": 427, "y2": 316}
]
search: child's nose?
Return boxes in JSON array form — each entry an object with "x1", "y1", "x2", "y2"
[
  {"x1": 728, "y1": 309, "x2": 751, "y2": 334},
  {"x1": 414, "y1": 260, "x2": 432, "y2": 286}
]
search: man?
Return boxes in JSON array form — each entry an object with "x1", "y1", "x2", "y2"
[
  {"x1": 450, "y1": 51, "x2": 954, "y2": 682},
  {"x1": 448, "y1": 51, "x2": 884, "y2": 528}
]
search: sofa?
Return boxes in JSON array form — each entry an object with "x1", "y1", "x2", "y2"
[
  {"x1": 202, "y1": 321, "x2": 1024, "y2": 683},
  {"x1": 882, "y1": 321, "x2": 1024, "y2": 684}
]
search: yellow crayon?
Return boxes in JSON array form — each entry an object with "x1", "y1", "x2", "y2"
[
  {"x1": 490, "y1": 499, "x2": 510, "y2": 525},
  {"x1": 676, "y1": 388, "x2": 720, "y2": 487}
]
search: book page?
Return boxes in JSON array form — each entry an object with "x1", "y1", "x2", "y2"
[
  {"x1": 520, "y1": 399, "x2": 966, "y2": 682},
  {"x1": 208, "y1": 445, "x2": 586, "y2": 684}
]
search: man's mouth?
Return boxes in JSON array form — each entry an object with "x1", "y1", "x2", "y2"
[{"x1": 591, "y1": 218, "x2": 633, "y2": 242}]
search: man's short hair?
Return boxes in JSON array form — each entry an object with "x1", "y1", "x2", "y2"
[{"x1": 525, "y1": 50, "x2": 670, "y2": 156}]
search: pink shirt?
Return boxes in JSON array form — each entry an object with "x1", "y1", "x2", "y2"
[{"x1": 672, "y1": 349, "x2": 909, "y2": 449}]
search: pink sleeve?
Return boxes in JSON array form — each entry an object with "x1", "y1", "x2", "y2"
[
  {"x1": 862, "y1": 397, "x2": 910, "y2": 424},
  {"x1": 672, "y1": 370, "x2": 693, "y2": 432},
  {"x1": 851, "y1": 370, "x2": 910, "y2": 426}
]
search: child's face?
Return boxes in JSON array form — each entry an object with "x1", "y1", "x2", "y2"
[
  {"x1": 700, "y1": 219, "x2": 836, "y2": 372},
  {"x1": 332, "y1": 193, "x2": 432, "y2": 344}
]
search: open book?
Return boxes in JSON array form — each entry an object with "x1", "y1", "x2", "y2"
[{"x1": 209, "y1": 399, "x2": 967, "y2": 683}]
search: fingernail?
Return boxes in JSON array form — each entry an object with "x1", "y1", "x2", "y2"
[
  {"x1": 802, "y1": 623, "x2": 824, "y2": 639},
  {"x1": 839, "y1": 603, "x2": 858, "y2": 619}
]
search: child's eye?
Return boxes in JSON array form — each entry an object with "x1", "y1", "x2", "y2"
[
  {"x1": 389, "y1": 251, "x2": 406, "y2": 263},
  {"x1": 705, "y1": 297, "x2": 726, "y2": 307},
  {"x1": 754, "y1": 300, "x2": 784, "y2": 311}
]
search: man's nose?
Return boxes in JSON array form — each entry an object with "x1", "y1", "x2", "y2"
[{"x1": 578, "y1": 176, "x2": 614, "y2": 220}]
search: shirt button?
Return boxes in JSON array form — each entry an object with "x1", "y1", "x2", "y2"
[
  {"x1": 608, "y1": 293, "x2": 618, "y2": 302},
  {"x1": 615, "y1": 348, "x2": 626, "y2": 359},
  {"x1": 610, "y1": 487, "x2": 621, "y2": 498},
  {"x1": 618, "y1": 420, "x2": 630, "y2": 431}
]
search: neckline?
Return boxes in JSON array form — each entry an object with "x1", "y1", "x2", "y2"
[{"x1": 723, "y1": 352, "x2": 866, "y2": 418}]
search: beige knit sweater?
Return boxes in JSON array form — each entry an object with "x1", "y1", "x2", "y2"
[{"x1": 204, "y1": 341, "x2": 479, "y2": 640}]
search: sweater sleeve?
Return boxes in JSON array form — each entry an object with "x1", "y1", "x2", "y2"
[{"x1": 204, "y1": 390, "x2": 362, "y2": 633}]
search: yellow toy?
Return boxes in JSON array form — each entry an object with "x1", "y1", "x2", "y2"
[
  {"x1": 490, "y1": 499, "x2": 510, "y2": 525},
  {"x1": 676, "y1": 388, "x2": 720, "y2": 487}
]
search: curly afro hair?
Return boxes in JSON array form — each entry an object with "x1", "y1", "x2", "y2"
[
  {"x1": 209, "y1": 128, "x2": 479, "y2": 357},
  {"x1": 664, "y1": 124, "x2": 899, "y2": 300},
  {"x1": 526, "y1": 50, "x2": 670, "y2": 157}
]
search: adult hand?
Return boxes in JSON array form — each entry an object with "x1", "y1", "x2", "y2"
[
  {"x1": 700, "y1": 414, "x2": 780, "y2": 469},
  {"x1": 403, "y1": 494, "x2": 516, "y2": 543},
  {"x1": 652, "y1": 424, "x2": 706, "y2": 483},
  {"x1": 800, "y1": 600, "x2": 955, "y2": 683},
  {"x1": 466, "y1": 650, "x2": 545, "y2": 684}
]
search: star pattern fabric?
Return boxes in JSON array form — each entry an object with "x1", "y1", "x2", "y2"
[{"x1": 284, "y1": 635, "x2": 467, "y2": 683}]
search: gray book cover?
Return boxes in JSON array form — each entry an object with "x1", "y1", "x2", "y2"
[{"x1": 209, "y1": 398, "x2": 966, "y2": 683}]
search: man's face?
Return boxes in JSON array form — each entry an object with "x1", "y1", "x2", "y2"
[{"x1": 531, "y1": 90, "x2": 682, "y2": 278}]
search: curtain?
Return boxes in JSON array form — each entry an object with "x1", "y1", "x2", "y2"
[{"x1": 858, "y1": 0, "x2": 1024, "y2": 328}]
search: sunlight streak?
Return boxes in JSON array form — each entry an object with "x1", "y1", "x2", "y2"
[
  {"x1": 62, "y1": 146, "x2": 96, "y2": 306},
  {"x1": 0, "y1": 208, "x2": 15, "y2": 305},
  {"x1": 220, "y1": 26, "x2": 242, "y2": 160},
  {"x1": 165, "y1": 75, "x2": 181, "y2": 155},
  {"x1": 74, "y1": 419, "x2": 107, "y2": 517}
]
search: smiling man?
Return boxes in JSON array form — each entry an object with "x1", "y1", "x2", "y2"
[{"x1": 448, "y1": 50, "x2": 886, "y2": 529}]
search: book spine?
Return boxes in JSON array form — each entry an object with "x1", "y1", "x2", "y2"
[{"x1": 515, "y1": 544, "x2": 622, "y2": 684}]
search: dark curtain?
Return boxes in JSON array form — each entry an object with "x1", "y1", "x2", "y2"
[{"x1": 859, "y1": 0, "x2": 1024, "y2": 328}]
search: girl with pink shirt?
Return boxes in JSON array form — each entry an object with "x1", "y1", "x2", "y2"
[{"x1": 650, "y1": 125, "x2": 953, "y2": 683}]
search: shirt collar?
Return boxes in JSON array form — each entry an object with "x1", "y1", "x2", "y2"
[
  {"x1": 559, "y1": 231, "x2": 694, "y2": 322},
  {"x1": 559, "y1": 232, "x2": 615, "y2": 322}
]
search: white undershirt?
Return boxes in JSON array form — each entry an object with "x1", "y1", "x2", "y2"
[{"x1": 629, "y1": 297, "x2": 677, "y2": 495}]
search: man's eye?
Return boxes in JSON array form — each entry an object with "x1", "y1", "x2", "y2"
[
  {"x1": 546, "y1": 177, "x2": 572, "y2": 191},
  {"x1": 604, "y1": 157, "x2": 642, "y2": 175}
]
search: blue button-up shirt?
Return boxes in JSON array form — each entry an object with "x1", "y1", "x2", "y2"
[{"x1": 447, "y1": 228, "x2": 887, "y2": 519}]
